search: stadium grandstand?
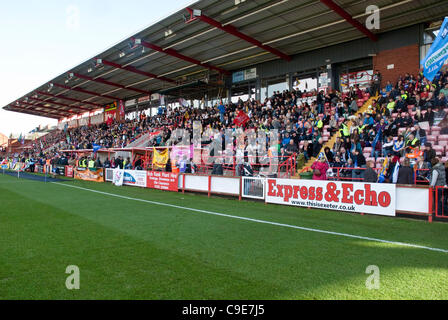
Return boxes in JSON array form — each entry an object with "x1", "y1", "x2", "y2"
[
  {"x1": 3, "y1": 0, "x2": 448, "y2": 183},
  {"x1": 3, "y1": 0, "x2": 448, "y2": 302}
]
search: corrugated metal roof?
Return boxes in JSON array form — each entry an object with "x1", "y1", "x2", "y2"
[{"x1": 4, "y1": 0, "x2": 448, "y2": 119}]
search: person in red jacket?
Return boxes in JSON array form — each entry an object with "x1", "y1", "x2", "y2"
[{"x1": 311, "y1": 157, "x2": 329, "y2": 181}]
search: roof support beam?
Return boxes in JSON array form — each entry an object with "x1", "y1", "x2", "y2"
[
  {"x1": 72, "y1": 73, "x2": 150, "y2": 95},
  {"x1": 36, "y1": 92, "x2": 103, "y2": 108},
  {"x1": 135, "y1": 37, "x2": 230, "y2": 75},
  {"x1": 51, "y1": 83, "x2": 120, "y2": 101},
  {"x1": 7, "y1": 107, "x2": 61, "y2": 119},
  {"x1": 97, "y1": 59, "x2": 177, "y2": 85},
  {"x1": 319, "y1": 0, "x2": 378, "y2": 41},
  {"x1": 28, "y1": 97, "x2": 91, "y2": 113},
  {"x1": 186, "y1": 8, "x2": 291, "y2": 61},
  {"x1": 18, "y1": 101, "x2": 74, "y2": 117}
]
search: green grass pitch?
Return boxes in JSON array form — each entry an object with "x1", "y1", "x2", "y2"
[{"x1": 1, "y1": 172, "x2": 448, "y2": 300}]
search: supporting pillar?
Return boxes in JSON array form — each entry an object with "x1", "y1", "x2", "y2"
[{"x1": 256, "y1": 77, "x2": 261, "y2": 102}]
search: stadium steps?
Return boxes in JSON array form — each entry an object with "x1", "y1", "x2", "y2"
[
  {"x1": 126, "y1": 132, "x2": 154, "y2": 149},
  {"x1": 297, "y1": 96, "x2": 378, "y2": 177}
]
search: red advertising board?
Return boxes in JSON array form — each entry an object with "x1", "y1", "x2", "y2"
[
  {"x1": 147, "y1": 171, "x2": 178, "y2": 192},
  {"x1": 65, "y1": 166, "x2": 74, "y2": 177},
  {"x1": 265, "y1": 179, "x2": 396, "y2": 216}
]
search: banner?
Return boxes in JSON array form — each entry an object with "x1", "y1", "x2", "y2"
[
  {"x1": 123, "y1": 170, "x2": 147, "y2": 188},
  {"x1": 74, "y1": 168, "x2": 104, "y2": 182},
  {"x1": 233, "y1": 110, "x2": 250, "y2": 127},
  {"x1": 113, "y1": 169, "x2": 125, "y2": 187},
  {"x1": 55, "y1": 165, "x2": 66, "y2": 176},
  {"x1": 104, "y1": 101, "x2": 118, "y2": 125},
  {"x1": 152, "y1": 148, "x2": 169, "y2": 169},
  {"x1": 265, "y1": 179, "x2": 396, "y2": 216},
  {"x1": 118, "y1": 100, "x2": 125, "y2": 120},
  {"x1": 170, "y1": 145, "x2": 193, "y2": 163},
  {"x1": 65, "y1": 166, "x2": 74, "y2": 178},
  {"x1": 422, "y1": 17, "x2": 448, "y2": 81},
  {"x1": 147, "y1": 171, "x2": 178, "y2": 192},
  {"x1": 1, "y1": 159, "x2": 8, "y2": 170}
]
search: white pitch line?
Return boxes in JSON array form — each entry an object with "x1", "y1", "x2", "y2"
[{"x1": 52, "y1": 182, "x2": 448, "y2": 254}]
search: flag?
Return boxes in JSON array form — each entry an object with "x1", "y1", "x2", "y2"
[
  {"x1": 392, "y1": 161, "x2": 400, "y2": 184},
  {"x1": 371, "y1": 130, "x2": 382, "y2": 157},
  {"x1": 113, "y1": 169, "x2": 125, "y2": 187},
  {"x1": 377, "y1": 157, "x2": 389, "y2": 183},
  {"x1": 233, "y1": 110, "x2": 250, "y2": 127},
  {"x1": 170, "y1": 145, "x2": 193, "y2": 163},
  {"x1": 119, "y1": 100, "x2": 125, "y2": 119},
  {"x1": 422, "y1": 17, "x2": 448, "y2": 82},
  {"x1": 152, "y1": 148, "x2": 169, "y2": 169},
  {"x1": 179, "y1": 98, "x2": 188, "y2": 107},
  {"x1": 0, "y1": 159, "x2": 7, "y2": 170},
  {"x1": 93, "y1": 144, "x2": 102, "y2": 153}
]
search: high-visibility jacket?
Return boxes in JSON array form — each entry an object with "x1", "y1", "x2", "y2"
[
  {"x1": 340, "y1": 123, "x2": 350, "y2": 137},
  {"x1": 387, "y1": 101, "x2": 395, "y2": 111},
  {"x1": 88, "y1": 160, "x2": 95, "y2": 168},
  {"x1": 79, "y1": 160, "x2": 87, "y2": 168}
]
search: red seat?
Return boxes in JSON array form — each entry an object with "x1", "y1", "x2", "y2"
[
  {"x1": 439, "y1": 135, "x2": 448, "y2": 141},
  {"x1": 433, "y1": 146, "x2": 445, "y2": 156},
  {"x1": 431, "y1": 127, "x2": 441, "y2": 135}
]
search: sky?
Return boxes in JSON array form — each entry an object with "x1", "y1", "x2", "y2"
[{"x1": 0, "y1": 0, "x2": 196, "y2": 137}]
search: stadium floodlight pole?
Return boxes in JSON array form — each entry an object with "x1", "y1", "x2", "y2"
[
  {"x1": 96, "y1": 59, "x2": 177, "y2": 84},
  {"x1": 135, "y1": 37, "x2": 230, "y2": 75},
  {"x1": 319, "y1": 0, "x2": 378, "y2": 41},
  {"x1": 71, "y1": 73, "x2": 151, "y2": 95},
  {"x1": 186, "y1": 8, "x2": 292, "y2": 62}
]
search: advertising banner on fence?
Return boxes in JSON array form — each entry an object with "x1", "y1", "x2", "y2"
[
  {"x1": 55, "y1": 165, "x2": 66, "y2": 176},
  {"x1": 65, "y1": 166, "x2": 74, "y2": 178},
  {"x1": 123, "y1": 170, "x2": 147, "y2": 188},
  {"x1": 113, "y1": 169, "x2": 124, "y2": 187},
  {"x1": 74, "y1": 168, "x2": 104, "y2": 183},
  {"x1": 147, "y1": 171, "x2": 178, "y2": 192},
  {"x1": 265, "y1": 179, "x2": 396, "y2": 216},
  {"x1": 153, "y1": 148, "x2": 169, "y2": 169}
]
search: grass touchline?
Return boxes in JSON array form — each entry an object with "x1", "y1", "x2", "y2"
[{"x1": 52, "y1": 181, "x2": 448, "y2": 254}]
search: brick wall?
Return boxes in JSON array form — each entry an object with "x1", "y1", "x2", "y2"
[{"x1": 373, "y1": 44, "x2": 420, "y2": 87}]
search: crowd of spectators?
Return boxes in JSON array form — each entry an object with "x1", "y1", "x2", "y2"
[
  {"x1": 319, "y1": 69, "x2": 448, "y2": 186},
  {"x1": 3, "y1": 68, "x2": 448, "y2": 188}
]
